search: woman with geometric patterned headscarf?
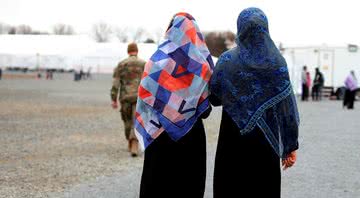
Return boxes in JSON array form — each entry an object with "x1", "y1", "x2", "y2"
[{"x1": 136, "y1": 12, "x2": 214, "y2": 197}]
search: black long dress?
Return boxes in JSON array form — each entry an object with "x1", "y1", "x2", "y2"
[
  {"x1": 211, "y1": 96, "x2": 281, "y2": 198},
  {"x1": 139, "y1": 109, "x2": 210, "y2": 198},
  {"x1": 343, "y1": 89, "x2": 356, "y2": 109}
]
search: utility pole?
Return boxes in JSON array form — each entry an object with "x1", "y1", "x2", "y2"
[{"x1": 36, "y1": 53, "x2": 40, "y2": 71}]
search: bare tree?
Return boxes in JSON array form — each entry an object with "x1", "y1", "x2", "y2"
[
  {"x1": 224, "y1": 31, "x2": 236, "y2": 49},
  {"x1": 114, "y1": 27, "x2": 128, "y2": 42},
  {"x1": 154, "y1": 28, "x2": 165, "y2": 44},
  {"x1": 92, "y1": 22, "x2": 112, "y2": 43},
  {"x1": 204, "y1": 31, "x2": 236, "y2": 57},
  {"x1": 0, "y1": 23, "x2": 10, "y2": 34},
  {"x1": 204, "y1": 32, "x2": 225, "y2": 57},
  {"x1": 32, "y1": 31, "x2": 50, "y2": 35},
  {"x1": 144, "y1": 38, "x2": 155, "y2": 43},
  {"x1": 53, "y1": 23, "x2": 75, "y2": 35},
  {"x1": 16, "y1": 25, "x2": 32, "y2": 34},
  {"x1": 0, "y1": 23, "x2": 49, "y2": 35},
  {"x1": 8, "y1": 26, "x2": 16, "y2": 34},
  {"x1": 132, "y1": 27, "x2": 146, "y2": 42}
]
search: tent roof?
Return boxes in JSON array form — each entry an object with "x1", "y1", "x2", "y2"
[{"x1": 0, "y1": 34, "x2": 95, "y2": 56}]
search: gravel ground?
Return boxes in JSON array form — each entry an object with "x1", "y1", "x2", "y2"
[{"x1": 1, "y1": 73, "x2": 360, "y2": 198}]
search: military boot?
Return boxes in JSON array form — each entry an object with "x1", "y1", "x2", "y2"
[{"x1": 128, "y1": 141, "x2": 131, "y2": 152}]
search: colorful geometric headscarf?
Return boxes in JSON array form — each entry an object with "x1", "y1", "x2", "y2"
[
  {"x1": 135, "y1": 12, "x2": 214, "y2": 149},
  {"x1": 210, "y1": 8, "x2": 299, "y2": 158}
]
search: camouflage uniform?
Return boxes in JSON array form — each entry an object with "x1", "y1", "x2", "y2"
[{"x1": 111, "y1": 55, "x2": 146, "y2": 142}]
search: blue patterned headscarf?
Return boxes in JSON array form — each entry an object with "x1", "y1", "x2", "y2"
[{"x1": 210, "y1": 8, "x2": 299, "y2": 158}]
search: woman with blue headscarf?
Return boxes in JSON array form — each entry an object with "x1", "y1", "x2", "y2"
[{"x1": 210, "y1": 8, "x2": 299, "y2": 197}]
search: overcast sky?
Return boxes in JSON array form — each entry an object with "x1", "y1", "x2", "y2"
[{"x1": 1, "y1": 0, "x2": 359, "y2": 45}]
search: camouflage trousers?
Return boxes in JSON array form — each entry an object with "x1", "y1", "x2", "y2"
[{"x1": 120, "y1": 102, "x2": 137, "y2": 141}]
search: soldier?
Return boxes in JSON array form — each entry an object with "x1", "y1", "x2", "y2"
[{"x1": 111, "y1": 43, "x2": 146, "y2": 157}]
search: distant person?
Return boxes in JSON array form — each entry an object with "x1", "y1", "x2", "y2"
[
  {"x1": 343, "y1": 70, "x2": 358, "y2": 109},
  {"x1": 111, "y1": 43, "x2": 146, "y2": 157},
  {"x1": 74, "y1": 70, "x2": 80, "y2": 81},
  {"x1": 306, "y1": 71, "x2": 311, "y2": 100},
  {"x1": 312, "y1": 67, "x2": 324, "y2": 101},
  {"x1": 73, "y1": 71, "x2": 77, "y2": 81},
  {"x1": 0, "y1": 67, "x2": 2, "y2": 80},
  {"x1": 79, "y1": 68, "x2": 84, "y2": 80},
  {"x1": 86, "y1": 67, "x2": 92, "y2": 79},
  {"x1": 210, "y1": 8, "x2": 299, "y2": 198},
  {"x1": 136, "y1": 13, "x2": 213, "y2": 198},
  {"x1": 46, "y1": 69, "x2": 53, "y2": 80},
  {"x1": 301, "y1": 66, "x2": 308, "y2": 101}
]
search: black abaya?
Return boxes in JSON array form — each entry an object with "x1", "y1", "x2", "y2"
[
  {"x1": 302, "y1": 83, "x2": 309, "y2": 101},
  {"x1": 211, "y1": 96, "x2": 281, "y2": 198},
  {"x1": 343, "y1": 89, "x2": 356, "y2": 109},
  {"x1": 139, "y1": 110, "x2": 210, "y2": 198}
]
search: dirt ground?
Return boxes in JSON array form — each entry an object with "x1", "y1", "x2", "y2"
[
  {"x1": 0, "y1": 74, "x2": 143, "y2": 198},
  {"x1": 1, "y1": 73, "x2": 360, "y2": 198}
]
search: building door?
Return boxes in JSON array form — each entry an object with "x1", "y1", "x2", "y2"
[{"x1": 318, "y1": 50, "x2": 334, "y2": 87}]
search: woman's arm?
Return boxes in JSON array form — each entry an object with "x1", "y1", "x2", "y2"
[{"x1": 200, "y1": 105, "x2": 212, "y2": 119}]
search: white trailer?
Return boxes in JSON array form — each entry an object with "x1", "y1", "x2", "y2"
[{"x1": 281, "y1": 44, "x2": 360, "y2": 93}]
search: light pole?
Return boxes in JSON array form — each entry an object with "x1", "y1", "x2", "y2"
[{"x1": 36, "y1": 53, "x2": 40, "y2": 71}]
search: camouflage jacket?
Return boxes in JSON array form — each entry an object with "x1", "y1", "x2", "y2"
[{"x1": 111, "y1": 55, "x2": 146, "y2": 103}]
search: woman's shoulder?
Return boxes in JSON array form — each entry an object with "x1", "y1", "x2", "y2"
[
  {"x1": 214, "y1": 49, "x2": 238, "y2": 69},
  {"x1": 219, "y1": 48, "x2": 238, "y2": 60}
]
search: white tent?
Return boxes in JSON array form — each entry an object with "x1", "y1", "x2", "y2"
[
  {"x1": 0, "y1": 35, "x2": 157, "y2": 72},
  {"x1": 2, "y1": 35, "x2": 358, "y2": 89}
]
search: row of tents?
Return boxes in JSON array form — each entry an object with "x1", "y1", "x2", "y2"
[
  {"x1": 0, "y1": 35, "x2": 359, "y2": 91},
  {"x1": 0, "y1": 35, "x2": 158, "y2": 73}
]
